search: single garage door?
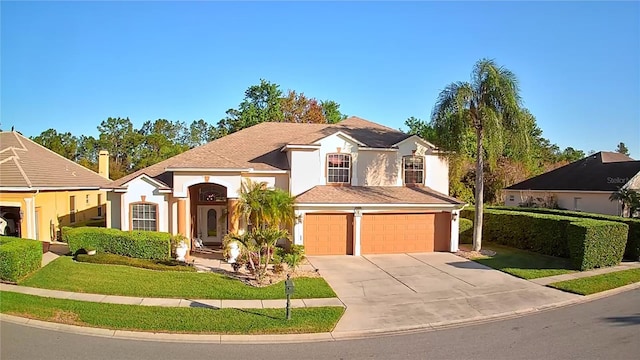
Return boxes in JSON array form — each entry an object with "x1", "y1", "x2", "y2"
[
  {"x1": 361, "y1": 213, "x2": 451, "y2": 254},
  {"x1": 304, "y1": 213, "x2": 353, "y2": 255}
]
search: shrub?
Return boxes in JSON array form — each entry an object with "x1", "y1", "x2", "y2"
[
  {"x1": 75, "y1": 252, "x2": 196, "y2": 272},
  {"x1": 461, "y1": 208, "x2": 627, "y2": 270},
  {"x1": 284, "y1": 244, "x2": 306, "y2": 271},
  {"x1": 567, "y1": 220, "x2": 628, "y2": 270},
  {"x1": 64, "y1": 227, "x2": 171, "y2": 260},
  {"x1": 490, "y1": 206, "x2": 640, "y2": 261},
  {"x1": 0, "y1": 236, "x2": 42, "y2": 282},
  {"x1": 459, "y1": 218, "x2": 473, "y2": 244}
]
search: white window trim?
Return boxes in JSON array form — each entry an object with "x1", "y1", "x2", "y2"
[
  {"x1": 326, "y1": 153, "x2": 352, "y2": 184},
  {"x1": 403, "y1": 155, "x2": 425, "y2": 185}
]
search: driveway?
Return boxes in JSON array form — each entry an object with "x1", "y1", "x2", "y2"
[{"x1": 308, "y1": 253, "x2": 579, "y2": 335}]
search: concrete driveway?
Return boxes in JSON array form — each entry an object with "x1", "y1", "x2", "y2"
[{"x1": 308, "y1": 253, "x2": 579, "y2": 335}]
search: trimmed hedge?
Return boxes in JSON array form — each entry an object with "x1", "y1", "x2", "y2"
[
  {"x1": 461, "y1": 209, "x2": 627, "y2": 270},
  {"x1": 459, "y1": 218, "x2": 473, "y2": 244},
  {"x1": 0, "y1": 236, "x2": 42, "y2": 282},
  {"x1": 489, "y1": 206, "x2": 640, "y2": 261},
  {"x1": 63, "y1": 227, "x2": 171, "y2": 260}
]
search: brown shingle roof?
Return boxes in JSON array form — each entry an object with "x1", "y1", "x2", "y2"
[
  {"x1": 506, "y1": 151, "x2": 640, "y2": 192},
  {"x1": 0, "y1": 132, "x2": 115, "y2": 190},
  {"x1": 295, "y1": 186, "x2": 464, "y2": 205},
  {"x1": 115, "y1": 116, "x2": 412, "y2": 186}
]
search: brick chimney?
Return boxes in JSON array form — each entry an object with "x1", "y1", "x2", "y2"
[{"x1": 98, "y1": 150, "x2": 110, "y2": 179}]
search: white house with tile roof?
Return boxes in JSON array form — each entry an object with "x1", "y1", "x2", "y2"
[{"x1": 109, "y1": 117, "x2": 466, "y2": 255}]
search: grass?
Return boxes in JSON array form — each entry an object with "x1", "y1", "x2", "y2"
[
  {"x1": 75, "y1": 253, "x2": 197, "y2": 272},
  {"x1": 0, "y1": 291, "x2": 343, "y2": 334},
  {"x1": 548, "y1": 268, "x2": 640, "y2": 295},
  {"x1": 20, "y1": 256, "x2": 336, "y2": 299},
  {"x1": 466, "y1": 243, "x2": 576, "y2": 279}
]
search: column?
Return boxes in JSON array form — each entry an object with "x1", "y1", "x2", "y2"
[
  {"x1": 353, "y1": 208, "x2": 362, "y2": 256},
  {"x1": 450, "y1": 210, "x2": 460, "y2": 252},
  {"x1": 24, "y1": 197, "x2": 35, "y2": 239},
  {"x1": 177, "y1": 198, "x2": 187, "y2": 236}
]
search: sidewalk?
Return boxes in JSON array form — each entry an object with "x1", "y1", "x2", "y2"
[
  {"x1": 0, "y1": 283, "x2": 343, "y2": 309},
  {"x1": 530, "y1": 261, "x2": 640, "y2": 286}
]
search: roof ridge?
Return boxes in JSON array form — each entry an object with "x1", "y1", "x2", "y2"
[{"x1": 12, "y1": 155, "x2": 32, "y2": 187}]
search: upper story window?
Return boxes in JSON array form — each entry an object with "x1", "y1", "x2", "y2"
[
  {"x1": 403, "y1": 156, "x2": 424, "y2": 185},
  {"x1": 327, "y1": 153, "x2": 351, "y2": 184},
  {"x1": 131, "y1": 203, "x2": 157, "y2": 231}
]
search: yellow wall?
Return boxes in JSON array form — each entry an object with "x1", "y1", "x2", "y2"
[
  {"x1": 0, "y1": 190, "x2": 107, "y2": 242},
  {"x1": 0, "y1": 193, "x2": 28, "y2": 239}
]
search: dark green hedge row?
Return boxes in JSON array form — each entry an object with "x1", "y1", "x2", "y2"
[
  {"x1": 63, "y1": 227, "x2": 171, "y2": 260},
  {"x1": 461, "y1": 209, "x2": 627, "y2": 270},
  {"x1": 0, "y1": 236, "x2": 42, "y2": 282},
  {"x1": 459, "y1": 218, "x2": 473, "y2": 244},
  {"x1": 489, "y1": 206, "x2": 640, "y2": 261}
]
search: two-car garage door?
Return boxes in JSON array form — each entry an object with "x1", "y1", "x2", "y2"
[{"x1": 304, "y1": 212, "x2": 451, "y2": 255}]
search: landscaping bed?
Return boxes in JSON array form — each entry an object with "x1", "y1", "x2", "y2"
[
  {"x1": 75, "y1": 252, "x2": 197, "y2": 272},
  {"x1": 458, "y1": 243, "x2": 575, "y2": 279},
  {"x1": 0, "y1": 291, "x2": 343, "y2": 334},
  {"x1": 548, "y1": 268, "x2": 640, "y2": 295},
  {"x1": 20, "y1": 256, "x2": 336, "y2": 299}
]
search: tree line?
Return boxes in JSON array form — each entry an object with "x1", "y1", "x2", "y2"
[{"x1": 30, "y1": 80, "x2": 347, "y2": 180}]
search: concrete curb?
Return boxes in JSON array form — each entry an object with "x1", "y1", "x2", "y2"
[{"x1": 2, "y1": 282, "x2": 639, "y2": 344}]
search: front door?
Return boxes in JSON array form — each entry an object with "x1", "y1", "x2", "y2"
[{"x1": 197, "y1": 205, "x2": 225, "y2": 245}]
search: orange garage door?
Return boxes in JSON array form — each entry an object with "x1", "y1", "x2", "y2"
[
  {"x1": 360, "y1": 213, "x2": 451, "y2": 254},
  {"x1": 304, "y1": 214, "x2": 353, "y2": 255}
]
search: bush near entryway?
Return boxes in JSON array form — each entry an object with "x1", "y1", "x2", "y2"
[
  {"x1": 489, "y1": 206, "x2": 640, "y2": 261},
  {"x1": 461, "y1": 209, "x2": 627, "y2": 270},
  {"x1": 0, "y1": 236, "x2": 42, "y2": 282},
  {"x1": 459, "y1": 218, "x2": 473, "y2": 244},
  {"x1": 63, "y1": 227, "x2": 171, "y2": 260}
]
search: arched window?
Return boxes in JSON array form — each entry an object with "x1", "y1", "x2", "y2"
[
  {"x1": 403, "y1": 155, "x2": 424, "y2": 185},
  {"x1": 327, "y1": 153, "x2": 351, "y2": 184},
  {"x1": 207, "y1": 209, "x2": 217, "y2": 237},
  {"x1": 131, "y1": 203, "x2": 158, "y2": 231},
  {"x1": 198, "y1": 184, "x2": 227, "y2": 202}
]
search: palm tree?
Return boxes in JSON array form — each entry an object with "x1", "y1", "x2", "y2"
[
  {"x1": 610, "y1": 188, "x2": 639, "y2": 217},
  {"x1": 431, "y1": 59, "x2": 527, "y2": 251},
  {"x1": 236, "y1": 179, "x2": 269, "y2": 230}
]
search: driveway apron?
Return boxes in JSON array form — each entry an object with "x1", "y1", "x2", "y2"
[{"x1": 308, "y1": 253, "x2": 579, "y2": 334}]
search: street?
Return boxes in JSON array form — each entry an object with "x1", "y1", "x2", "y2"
[{"x1": 2, "y1": 289, "x2": 639, "y2": 360}]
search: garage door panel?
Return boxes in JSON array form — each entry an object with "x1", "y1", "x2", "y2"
[
  {"x1": 361, "y1": 213, "x2": 450, "y2": 254},
  {"x1": 304, "y1": 214, "x2": 353, "y2": 255}
]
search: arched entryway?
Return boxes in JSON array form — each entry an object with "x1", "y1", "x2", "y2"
[{"x1": 188, "y1": 183, "x2": 230, "y2": 246}]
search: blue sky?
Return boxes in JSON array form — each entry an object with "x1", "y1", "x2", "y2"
[{"x1": 2, "y1": 1, "x2": 639, "y2": 158}]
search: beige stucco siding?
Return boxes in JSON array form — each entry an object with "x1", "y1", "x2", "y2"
[
  {"x1": 289, "y1": 150, "x2": 321, "y2": 196},
  {"x1": 503, "y1": 190, "x2": 621, "y2": 216},
  {"x1": 356, "y1": 151, "x2": 400, "y2": 186}
]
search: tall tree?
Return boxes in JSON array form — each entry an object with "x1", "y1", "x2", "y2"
[
  {"x1": 187, "y1": 119, "x2": 218, "y2": 148},
  {"x1": 615, "y1": 142, "x2": 630, "y2": 156},
  {"x1": 404, "y1": 116, "x2": 438, "y2": 143},
  {"x1": 96, "y1": 117, "x2": 142, "y2": 179},
  {"x1": 31, "y1": 129, "x2": 79, "y2": 161},
  {"x1": 217, "y1": 79, "x2": 284, "y2": 135},
  {"x1": 559, "y1": 147, "x2": 585, "y2": 162},
  {"x1": 431, "y1": 59, "x2": 527, "y2": 251},
  {"x1": 320, "y1": 100, "x2": 347, "y2": 124},
  {"x1": 134, "y1": 119, "x2": 189, "y2": 170},
  {"x1": 280, "y1": 90, "x2": 326, "y2": 123}
]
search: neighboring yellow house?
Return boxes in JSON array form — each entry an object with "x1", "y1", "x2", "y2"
[{"x1": 0, "y1": 131, "x2": 114, "y2": 242}]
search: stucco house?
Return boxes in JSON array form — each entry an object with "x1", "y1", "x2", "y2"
[
  {"x1": 0, "y1": 131, "x2": 113, "y2": 242},
  {"x1": 503, "y1": 151, "x2": 640, "y2": 216},
  {"x1": 108, "y1": 116, "x2": 466, "y2": 255}
]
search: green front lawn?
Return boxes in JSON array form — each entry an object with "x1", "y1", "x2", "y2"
[
  {"x1": 548, "y1": 268, "x2": 640, "y2": 295},
  {"x1": 466, "y1": 244, "x2": 575, "y2": 279},
  {"x1": 0, "y1": 291, "x2": 343, "y2": 334},
  {"x1": 20, "y1": 256, "x2": 336, "y2": 299}
]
